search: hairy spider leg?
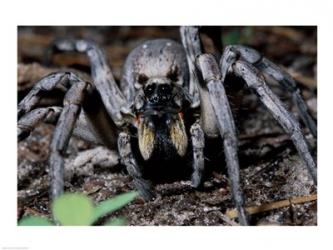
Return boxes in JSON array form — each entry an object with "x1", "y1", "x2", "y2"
[{"x1": 220, "y1": 45, "x2": 317, "y2": 138}]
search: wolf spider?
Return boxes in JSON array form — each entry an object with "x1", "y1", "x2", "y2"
[{"x1": 18, "y1": 26, "x2": 317, "y2": 225}]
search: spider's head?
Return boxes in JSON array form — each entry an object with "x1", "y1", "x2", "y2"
[{"x1": 134, "y1": 76, "x2": 189, "y2": 161}]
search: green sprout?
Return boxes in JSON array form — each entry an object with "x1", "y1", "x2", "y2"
[{"x1": 18, "y1": 191, "x2": 138, "y2": 226}]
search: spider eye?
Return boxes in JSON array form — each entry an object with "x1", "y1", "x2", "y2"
[
  {"x1": 144, "y1": 85, "x2": 155, "y2": 96},
  {"x1": 138, "y1": 74, "x2": 149, "y2": 84},
  {"x1": 160, "y1": 84, "x2": 172, "y2": 94}
]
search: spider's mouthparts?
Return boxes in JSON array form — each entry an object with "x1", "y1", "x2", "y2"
[
  {"x1": 138, "y1": 113, "x2": 188, "y2": 160},
  {"x1": 138, "y1": 119, "x2": 155, "y2": 160},
  {"x1": 169, "y1": 113, "x2": 188, "y2": 157}
]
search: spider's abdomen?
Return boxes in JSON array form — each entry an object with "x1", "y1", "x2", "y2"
[{"x1": 121, "y1": 39, "x2": 189, "y2": 102}]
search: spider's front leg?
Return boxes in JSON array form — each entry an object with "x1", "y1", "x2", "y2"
[
  {"x1": 117, "y1": 132, "x2": 155, "y2": 200},
  {"x1": 181, "y1": 26, "x2": 248, "y2": 225},
  {"x1": 190, "y1": 121, "x2": 205, "y2": 188},
  {"x1": 196, "y1": 55, "x2": 248, "y2": 225}
]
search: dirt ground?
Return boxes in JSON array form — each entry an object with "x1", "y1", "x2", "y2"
[{"x1": 17, "y1": 26, "x2": 317, "y2": 225}]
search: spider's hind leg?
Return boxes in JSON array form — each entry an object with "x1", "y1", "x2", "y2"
[
  {"x1": 257, "y1": 57, "x2": 317, "y2": 138},
  {"x1": 18, "y1": 106, "x2": 62, "y2": 141},
  {"x1": 232, "y1": 60, "x2": 317, "y2": 184},
  {"x1": 220, "y1": 45, "x2": 317, "y2": 138},
  {"x1": 18, "y1": 72, "x2": 71, "y2": 119},
  {"x1": 49, "y1": 79, "x2": 90, "y2": 199},
  {"x1": 18, "y1": 71, "x2": 96, "y2": 200},
  {"x1": 46, "y1": 39, "x2": 132, "y2": 127}
]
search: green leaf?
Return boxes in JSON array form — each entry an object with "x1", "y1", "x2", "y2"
[
  {"x1": 18, "y1": 216, "x2": 54, "y2": 226},
  {"x1": 91, "y1": 191, "x2": 138, "y2": 223},
  {"x1": 104, "y1": 217, "x2": 127, "y2": 226},
  {"x1": 52, "y1": 193, "x2": 94, "y2": 226}
]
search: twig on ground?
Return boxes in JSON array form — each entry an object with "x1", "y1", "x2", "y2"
[
  {"x1": 286, "y1": 68, "x2": 317, "y2": 90},
  {"x1": 217, "y1": 212, "x2": 240, "y2": 226},
  {"x1": 226, "y1": 194, "x2": 317, "y2": 219}
]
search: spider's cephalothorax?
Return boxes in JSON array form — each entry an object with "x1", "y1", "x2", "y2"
[
  {"x1": 18, "y1": 27, "x2": 317, "y2": 225},
  {"x1": 124, "y1": 39, "x2": 191, "y2": 161}
]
